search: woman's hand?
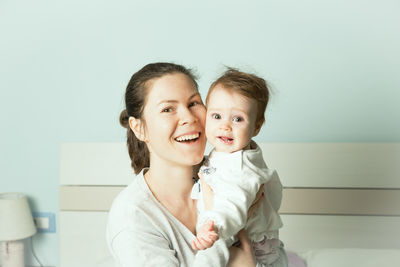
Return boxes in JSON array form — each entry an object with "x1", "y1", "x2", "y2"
[{"x1": 227, "y1": 229, "x2": 256, "y2": 267}]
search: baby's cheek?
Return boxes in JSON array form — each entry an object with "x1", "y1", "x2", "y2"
[{"x1": 241, "y1": 127, "x2": 255, "y2": 143}]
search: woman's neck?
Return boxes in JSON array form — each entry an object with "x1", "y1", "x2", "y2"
[
  {"x1": 144, "y1": 157, "x2": 199, "y2": 234},
  {"x1": 145, "y1": 159, "x2": 195, "y2": 204}
]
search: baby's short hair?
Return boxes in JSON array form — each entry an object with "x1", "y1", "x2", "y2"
[{"x1": 206, "y1": 68, "x2": 270, "y2": 128}]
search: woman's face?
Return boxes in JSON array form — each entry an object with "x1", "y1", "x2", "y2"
[{"x1": 141, "y1": 73, "x2": 206, "y2": 168}]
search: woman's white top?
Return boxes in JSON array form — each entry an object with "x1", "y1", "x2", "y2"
[
  {"x1": 193, "y1": 141, "x2": 283, "y2": 242},
  {"x1": 106, "y1": 169, "x2": 230, "y2": 267}
]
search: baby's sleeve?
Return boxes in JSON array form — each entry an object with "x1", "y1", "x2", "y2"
[{"x1": 198, "y1": 171, "x2": 259, "y2": 239}]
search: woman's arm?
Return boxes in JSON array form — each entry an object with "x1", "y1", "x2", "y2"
[{"x1": 227, "y1": 230, "x2": 256, "y2": 267}]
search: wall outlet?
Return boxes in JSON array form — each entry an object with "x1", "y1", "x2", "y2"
[{"x1": 33, "y1": 212, "x2": 56, "y2": 233}]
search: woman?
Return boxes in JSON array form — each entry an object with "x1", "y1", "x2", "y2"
[{"x1": 106, "y1": 62, "x2": 260, "y2": 266}]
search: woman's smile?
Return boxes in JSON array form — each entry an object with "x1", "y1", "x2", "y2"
[{"x1": 175, "y1": 132, "x2": 201, "y2": 143}]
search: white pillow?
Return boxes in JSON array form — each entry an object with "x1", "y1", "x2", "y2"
[{"x1": 300, "y1": 248, "x2": 400, "y2": 267}]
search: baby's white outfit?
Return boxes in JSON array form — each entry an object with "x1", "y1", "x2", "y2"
[{"x1": 191, "y1": 141, "x2": 287, "y2": 266}]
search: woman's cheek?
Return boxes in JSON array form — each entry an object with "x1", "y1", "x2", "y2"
[{"x1": 197, "y1": 107, "x2": 206, "y2": 126}]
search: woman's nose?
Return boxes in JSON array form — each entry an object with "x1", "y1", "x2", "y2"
[{"x1": 179, "y1": 108, "x2": 197, "y2": 125}]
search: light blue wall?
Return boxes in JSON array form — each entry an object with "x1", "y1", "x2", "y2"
[{"x1": 1, "y1": 0, "x2": 399, "y2": 266}]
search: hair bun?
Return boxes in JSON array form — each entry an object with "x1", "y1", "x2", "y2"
[{"x1": 119, "y1": 109, "x2": 130, "y2": 129}]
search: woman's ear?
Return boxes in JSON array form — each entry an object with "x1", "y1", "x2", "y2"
[{"x1": 129, "y1": 117, "x2": 147, "y2": 142}]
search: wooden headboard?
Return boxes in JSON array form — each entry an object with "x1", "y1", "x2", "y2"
[{"x1": 59, "y1": 143, "x2": 400, "y2": 267}]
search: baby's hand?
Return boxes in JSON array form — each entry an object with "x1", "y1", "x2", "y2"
[{"x1": 191, "y1": 220, "x2": 219, "y2": 251}]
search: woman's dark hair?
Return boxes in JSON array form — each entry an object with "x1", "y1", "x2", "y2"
[{"x1": 120, "y1": 62, "x2": 198, "y2": 174}]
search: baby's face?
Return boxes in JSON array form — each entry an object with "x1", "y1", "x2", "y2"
[{"x1": 205, "y1": 85, "x2": 258, "y2": 153}]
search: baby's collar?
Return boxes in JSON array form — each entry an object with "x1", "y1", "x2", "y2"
[{"x1": 208, "y1": 149, "x2": 243, "y2": 171}]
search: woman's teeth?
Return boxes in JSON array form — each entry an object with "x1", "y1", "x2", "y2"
[{"x1": 175, "y1": 133, "x2": 199, "y2": 142}]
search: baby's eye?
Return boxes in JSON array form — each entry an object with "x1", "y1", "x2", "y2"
[
  {"x1": 233, "y1": 116, "x2": 243, "y2": 122},
  {"x1": 212, "y1": 113, "x2": 221, "y2": 119}
]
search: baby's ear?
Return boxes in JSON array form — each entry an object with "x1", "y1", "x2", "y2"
[
  {"x1": 253, "y1": 119, "x2": 264, "y2": 137},
  {"x1": 129, "y1": 117, "x2": 147, "y2": 142}
]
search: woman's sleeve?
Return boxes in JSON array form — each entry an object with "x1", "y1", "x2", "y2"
[
  {"x1": 109, "y1": 227, "x2": 180, "y2": 267},
  {"x1": 193, "y1": 239, "x2": 230, "y2": 267},
  {"x1": 109, "y1": 225, "x2": 230, "y2": 267}
]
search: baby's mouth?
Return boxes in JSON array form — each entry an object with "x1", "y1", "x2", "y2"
[{"x1": 218, "y1": 136, "x2": 233, "y2": 144}]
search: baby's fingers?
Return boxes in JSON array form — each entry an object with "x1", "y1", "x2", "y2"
[
  {"x1": 191, "y1": 240, "x2": 198, "y2": 250},
  {"x1": 192, "y1": 238, "x2": 202, "y2": 250},
  {"x1": 207, "y1": 231, "x2": 219, "y2": 242},
  {"x1": 192, "y1": 236, "x2": 215, "y2": 251},
  {"x1": 198, "y1": 237, "x2": 214, "y2": 249},
  {"x1": 192, "y1": 237, "x2": 206, "y2": 250}
]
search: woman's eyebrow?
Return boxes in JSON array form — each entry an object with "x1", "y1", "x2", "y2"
[
  {"x1": 189, "y1": 92, "x2": 201, "y2": 99},
  {"x1": 157, "y1": 93, "x2": 200, "y2": 105},
  {"x1": 157, "y1": 100, "x2": 178, "y2": 105}
]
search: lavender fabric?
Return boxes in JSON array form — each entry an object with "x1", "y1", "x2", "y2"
[
  {"x1": 286, "y1": 250, "x2": 307, "y2": 267},
  {"x1": 252, "y1": 237, "x2": 281, "y2": 264},
  {"x1": 252, "y1": 236, "x2": 306, "y2": 267}
]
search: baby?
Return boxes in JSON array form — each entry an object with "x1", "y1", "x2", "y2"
[{"x1": 191, "y1": 68, "x2": 287, "y2": 266}]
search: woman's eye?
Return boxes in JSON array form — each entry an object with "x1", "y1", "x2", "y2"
[
  {"x1": 212, "y1": 114, "x2": 221, "y2": 119},
  {"x1": 233, "y1": 117, "x2": 243, "y2": 122},
  {"x1": 189, "y1": 101, "x2": 199, "y2": 107},
  {"x1": 162, "y1": 107, "x2": 173, "y2": 113}
]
